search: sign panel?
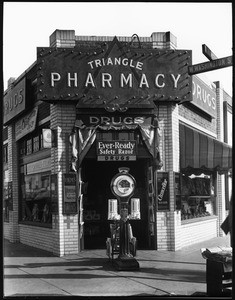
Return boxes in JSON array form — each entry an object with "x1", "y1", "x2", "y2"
[
  {"x1": 4, "y1": 78, "x2": 26, "y2": 125},
  {"x1": 202, "y1": 44, "x2": 217, "y2": 61},
  {"x1": 174, "y1": 172, "x2": 181, "y2": 211},
  {"x1": 157, "y1": 172, "x2": 169, "y2": 211},
  {"x1": 76, "y1": 114, "x2": 153, "y2": 127},
  {"x1": 50, "y1": 174, "x2": 58, "y2": 213},
  {"x1": 188, "y1": 56, "x2": 232, "y2": 75},
  {"x1": 192, "y1": 76, "x2": 216, "y2": 118},
  {"x1": 27, "y1": 157, "x2": 51, "y2": 175},
  {"x1": 63, "y1": 174, "x2": 77, "y2": 214},
  {"x1": 97, "y1": 141, "x2": 136, "y2": 161},
  {"x1": 8, "y1": 182, "x2": 13, "y2": 211},
  {"x1": 15, "y1": 107, "x2": 38, "y2": 141},
  {"x1": 37, "y1": 37, "x2": 192, "y2": 109}
]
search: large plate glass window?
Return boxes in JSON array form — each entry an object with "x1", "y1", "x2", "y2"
[
  {"x1": 180, "y1": 172, "x2": 216, "y2": 221},
  {"x1": 20, "y1": 171, "x2": 52, "y2": 226}
]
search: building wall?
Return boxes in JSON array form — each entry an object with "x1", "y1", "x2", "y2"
[
  {"x1": 4, "y1": 125, "x2": 20, "y2": 242},
  {"x1": 156, "y1": 99, "x2": 225, "y2": 251},
  {"x1": 179, "y1": 217, "x2": 217, "y2": 249},
  {"x1": 13, "y1": 102, "x2": 79, "y2": 256},
  {"x1": 155, "y1": 104, "x2": 180, "y2": 250},
  {"x1": 214, "y1": 81, "x2": 227, "y2": 237},
  {"x1": 50, "y1": 103, "x2": 78, "y2": 256},
  {"x1": 19, "y1": 225, "x2": 55, "y2": 252},
  {"x1": 178, "y1": 104, "x2": 217, "y2": 135},
  {"x1": 4, "y1": 30, "x2": 231, "y2": 255}
]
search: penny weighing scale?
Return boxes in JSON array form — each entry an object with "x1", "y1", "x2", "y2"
[{"x1": 110, "y1": 167, "x2": 140, "y2": 270}]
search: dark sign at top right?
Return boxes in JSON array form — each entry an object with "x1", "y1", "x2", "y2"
[{"x1": 188, "y1": 56, "x2": 232, "y2": 75}]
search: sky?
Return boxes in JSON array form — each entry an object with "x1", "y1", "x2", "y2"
[{"x1": 3, "y1": 2, "x2": 233, "y2": 96}]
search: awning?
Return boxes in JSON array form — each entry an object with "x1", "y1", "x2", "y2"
[{"x1": 180, "y1": 124, "x2": 232, "y2": 174}]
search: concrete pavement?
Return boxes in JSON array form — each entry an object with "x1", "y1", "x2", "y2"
[{"x1": 3, "y1": 235, "x2": 232, "y2": 297}]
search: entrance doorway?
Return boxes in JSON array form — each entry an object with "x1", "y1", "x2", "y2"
[{"x1": 81, "y1": 159, "x2": 150, "y2": 250}]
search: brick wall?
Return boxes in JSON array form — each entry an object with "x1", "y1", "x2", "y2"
[
  {"x1": 15, "y1": 103, "x2": 78, "y2": 256},
  {"x1": 49, "y1": 29, "x2": 177, "y2": 50},
  {"x1": 19, "y1": 225, "x2": 55, "y2": 253},
  {"x1": 179, "y1": 217, "x2": 217, "y2": 249},
  {"x1": 178, "y1": 104, "x2": 217, "y2": 134},
  {"x1": 215, "y1": 81, "x2": 224, "y2": 141},
  {"x1": 214, "y1": 82, "x2": 227, "y2": 237},
  {"x1": 4, "y1": 222, "x2": 11, "y2": 239},
  {"x1": 50, "y1": 103, "x2": 78, "y2": 256},
  {"x1": 155, "y1": 102, "x2": 221, "y2": 251},
  {"x1": 155, "y1": 104, "x2": 180, "y2": 250},
  {"x1": 5, "y1": 125, "x2": 19, "y2": 242}
]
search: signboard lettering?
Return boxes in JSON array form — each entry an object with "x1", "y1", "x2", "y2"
[
  {"x1": 37, "y1": 37, "x2": 192, "y2": 109},
  {"x1": 158, "y1": 179, "x2": 167, "y2": 202},
  {"x1": 3, "y1": 78, "x2": 26, "y2": 124},
  {"x1": 87, "y1": 57, "x2": 144, "y2": 70},
  {"x1": 97, "y1": 141, "x2": 136, "y2": 161},
  {"x1": 192, "y1": 76, "x2": 216, "y2": 118},
  {"x1": 157, "y1": 172, "x2": 169, "y2": 211},
  {"x1": 27, "y1": 157, "x2": 51, "y2": 175},
  {"x1": 63, "y1": 174, "x2": 77, "y2": 214},
  {"x1": 188, "y1": 56, "x2": 232, "y2": 75},
  {"x1": 76, "y1": 114, "x2": 153, "y2": 127},
  {"x1": 15, "y1": 107, "x2": 38, "y2": 141},
  {"x1": 50, "y1": 70, "x2": 181, "y2": 90}
]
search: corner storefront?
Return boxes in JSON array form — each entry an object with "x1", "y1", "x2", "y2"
[{"x1": 3, "y1": 30, "x2": 232, "y2": 256}]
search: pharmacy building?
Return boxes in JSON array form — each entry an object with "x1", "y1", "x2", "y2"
[{"x1": 3, "y1": 30, "x2": 232, "y2": 256}]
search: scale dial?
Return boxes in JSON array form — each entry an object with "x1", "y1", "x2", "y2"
[{"x1": 111, "y1": 173, "x2": 135, "y2": 198}]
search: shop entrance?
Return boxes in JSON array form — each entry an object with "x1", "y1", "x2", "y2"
[{"x1": 81, "y1": 159, "x2": 150, "y2": 250}]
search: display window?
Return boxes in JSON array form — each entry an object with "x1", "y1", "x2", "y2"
[
  {"x1": 3, "y1": 144, "x2": 8, "y2": 164},
  {"x1": 19, "y1": 123, "x2": 50, "y2": 157},
  {"x1": 3, "y1": 148, "x2": 9, "y2": 222},
  {"x1": 3, "y1": 182, "x2": 9, "y2": 222},
  {"x1": 178, "y1": 172, "x2": 216, "y2": 221},
  {"x1": 20, "y1": 171, "x2": 52, "y2": 226},
  {"x1": 3, "y1": 170, "x2": 11, "y2": 222}
]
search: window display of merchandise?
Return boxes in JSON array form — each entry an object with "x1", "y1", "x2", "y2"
[
  {"x1": 3, "y1": 183, "x2": 9, "y2": 222},
  {"x1": 180, "y1": 173, "x2": 215, "y2": 221},
  {"x1": 20, "y1": 172, "x2": 52, "y2": 224}
]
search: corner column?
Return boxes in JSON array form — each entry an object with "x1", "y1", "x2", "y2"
[
  {"x1": 50, "y1": 103, "x2": 79, "y2": 256},
  {"x1": 7, "y1": 124, "x2": 20, "y2": 242}
]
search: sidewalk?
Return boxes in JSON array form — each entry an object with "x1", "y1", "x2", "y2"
[{"x1": 3, "y1": 236, "x2": 232, "y2": 297}]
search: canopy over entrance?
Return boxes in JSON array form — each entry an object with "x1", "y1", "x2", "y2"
[{"x1": 69, "y1": 117, "x2": 162, "y2": 171}]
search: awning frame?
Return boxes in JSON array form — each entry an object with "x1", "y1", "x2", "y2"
[{"x1": 180, "y1": 124, "x2": 232, "y2": 175}]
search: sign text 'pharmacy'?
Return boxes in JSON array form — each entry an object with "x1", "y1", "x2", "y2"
[{"x1": 37, "y1": 37, "x2": 192, "y2": 109}]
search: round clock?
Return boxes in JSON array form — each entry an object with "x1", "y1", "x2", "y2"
[
  {"x1": 111, "y1": 169, "x2": 136, "y2": 198},
  {"x1": 43, "y1": 129, "x2": 51, "y2": 143}
]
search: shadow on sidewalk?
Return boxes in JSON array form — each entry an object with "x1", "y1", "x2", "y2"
[{"x1": 4, "y1": 239, "x2": 55, "y2": 257}]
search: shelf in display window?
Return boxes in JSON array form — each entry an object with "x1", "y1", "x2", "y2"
[{"x1": 188, "y1": 196, "x2": 211, "y2": 198}]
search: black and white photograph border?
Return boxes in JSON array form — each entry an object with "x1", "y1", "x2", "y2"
[{"x1": 2, "y1": 2, "x2": 233, "y2": 299}]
